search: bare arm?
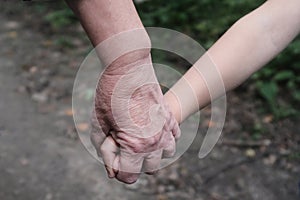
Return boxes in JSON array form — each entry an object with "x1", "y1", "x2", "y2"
[
  {"x1": 65, "y1": 0, "x2": 150, "y2": 62},
  {"x1": 65, "y1": 0, "x2": 144, "y2": 45},
  {"x1": 165, "y1": 0, "x2": 300, "y2": 123}
]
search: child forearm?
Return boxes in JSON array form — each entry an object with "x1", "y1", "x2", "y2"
[{"x1": 165, "y1": 0, "x2": 300, "y2": 123}]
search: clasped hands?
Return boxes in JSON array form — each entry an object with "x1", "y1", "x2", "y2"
[{"x1": 90, "y1": 52, "x2": 181, "y2": 184}]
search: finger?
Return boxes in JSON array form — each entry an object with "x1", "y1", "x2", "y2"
[
  {"x1": 116, "y1": 150, "x2": 144, "y2": 184},
  {"x1": 100, "y1": 136, "x2": 119, "y2": 178},
  {"x1": 91, "y1": 110, "x2": 110, "y2": 135},
  {"x1": 90, "y1": 131, "x2": 107, "y2": 157},
  {"x1": 143, "y1": 149, "x2": 163, "y2": 174},
  {"x1": 90, "y1": 110, "x2": 110, "y2": 156},
  {"x1": 164, "y1": 101, "x2": 181, "y2": 140},
  {"x1": 171, "y1": 118, "x2": 181, "y2": 140},
  {"x1": 162, "y1": 134, "x2": 176, "y2": 158}
]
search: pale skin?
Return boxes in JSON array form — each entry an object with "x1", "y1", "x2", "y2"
[{"x1": 66, "y1": 0, "x2": 300, "y2": 184}]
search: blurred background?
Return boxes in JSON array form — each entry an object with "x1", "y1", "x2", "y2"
[{"x1": 0, "y1": 0, "x2": 299, "y2": 199}]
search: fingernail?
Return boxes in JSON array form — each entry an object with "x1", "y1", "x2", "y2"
[
  {"x1": 113, "y1": 156, "x2": 120, "y2": 174},
  {"x1": 145, "y1": 170, "x2": 158, "y2": 175},
  {"x1": 108, "y1": 172, "x2": 114, "y2": 178},
  {"x1": 105, "y1": 166, "x2": 115, "y2": 178}
]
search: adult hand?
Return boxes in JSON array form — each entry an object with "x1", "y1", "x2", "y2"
[{"x1": 91, "y1": 53, "x2": 181, "y2": 184}]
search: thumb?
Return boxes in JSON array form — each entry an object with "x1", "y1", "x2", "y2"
[{"x1": 100, "y1": 136, "x2": 119, "y2": 178}]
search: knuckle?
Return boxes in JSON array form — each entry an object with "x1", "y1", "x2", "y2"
[
  {"x1": 90, "y1": 132, "x2": 101, "y2": 148},
  {"x1": 130, "y1": 144, "x2": 144, "y2": 153},
  {"x1": 130, "y1": 136, "x2": 159, "y2": 153},
  {"x1": 99, "y1": 143, "x2": 107, "y2": 154},
  {"x1": 164, "y1": 149, "x2": 175, "y2": 158},
  {"x1": 147, "y1": 136, "x2": 159, "y2": 146}
]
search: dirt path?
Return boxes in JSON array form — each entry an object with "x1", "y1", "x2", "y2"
[{"x1": 0, "y1": 12, "x2": 150, "y2": 200}]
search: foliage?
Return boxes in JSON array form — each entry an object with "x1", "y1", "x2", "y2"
[
  {"x1": 45, "y1": 8, "x2": 76, "y2": 29},
  {"x1": 136, "y1": 0, "x2": 265, "y2": 48},
  {"x1": 251, "y1": 39, "x2": 300, "y2": 118},
  {"x1": 31, "y1": 2, "x2": 76, "y2": 29}
]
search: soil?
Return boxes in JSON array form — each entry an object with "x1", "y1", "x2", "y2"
[{"x1": 0, "y1": 1, "x2": 299, "y2": 200}]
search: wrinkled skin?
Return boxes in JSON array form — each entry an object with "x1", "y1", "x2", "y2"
[{"x1": 90, "y1": 54, "x2": 181, "y2": 184}]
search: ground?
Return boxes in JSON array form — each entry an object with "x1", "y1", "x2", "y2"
[{"x1": 0, "y1": 2, "x2": 299, "y2": 200}]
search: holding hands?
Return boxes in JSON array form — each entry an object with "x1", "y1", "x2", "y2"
[{"x1": 91, "y1": 53, "x2": 180, "y2": 184}]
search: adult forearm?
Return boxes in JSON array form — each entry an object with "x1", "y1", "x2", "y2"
[
  {"x1": 65, "y1": 0, "x2": 144, "y2": 45},
  {"x1": 65, "y1": 0, "x2": 151, "y2": 67}
]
